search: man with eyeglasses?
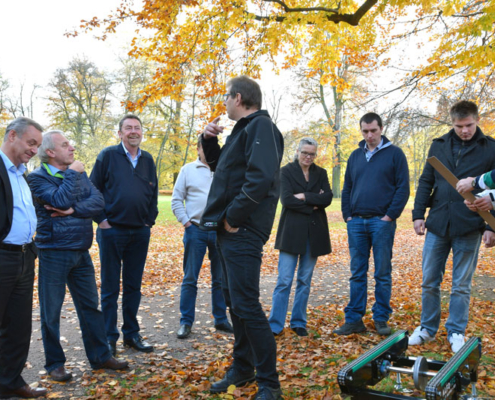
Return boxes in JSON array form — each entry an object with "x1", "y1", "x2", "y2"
[
  {"x1": 334, "y1": 112, "x2": 409, "y2": 336},
  {"x1": 200, "y1": 76, "x2": 284, "y2": 400}
]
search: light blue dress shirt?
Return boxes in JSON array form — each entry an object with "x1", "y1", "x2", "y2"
[
  {"x1": 121, "y1": 142, "x2": 141, "y2": 168},
  {"x1": 0, "y1": 149, "x2": 37, "y2": 244}
]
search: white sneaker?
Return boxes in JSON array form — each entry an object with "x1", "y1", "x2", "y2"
[
  {"x1": 409, "y1": 326, "x2": 434, "y2": 345},
  {"x1": 449, "y1": 333, "x2": 465, "y2": 353}
]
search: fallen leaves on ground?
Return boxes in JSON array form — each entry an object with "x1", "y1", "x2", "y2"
[{"x1": 36, "y1": 213, "x2": 495, "y2": 399}]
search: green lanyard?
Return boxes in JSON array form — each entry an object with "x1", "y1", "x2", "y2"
[{"x1": 43, "y1": 163, "x2": 64, "y2": 179}]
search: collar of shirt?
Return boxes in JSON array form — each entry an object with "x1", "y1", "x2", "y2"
[
  {"x1": 194, "y1": 158, "x2": 209, "y2": 169},
  {"x1": 0, "y1": 149, "x2": 26, "y2": 176},
  {"x1": 46, "y1": 163, "x2": 63, "y2": 176},
  {"x1": 121, "y1": 141, "x2": 141, "y2": 168},
  {"x1": 364, "y1": 138, "x2": 384, "y2": 161}
]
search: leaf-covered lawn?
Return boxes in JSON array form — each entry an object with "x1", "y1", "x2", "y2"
[{"x1": 35, "y1": 202, "x2": 495, "y2": 399}]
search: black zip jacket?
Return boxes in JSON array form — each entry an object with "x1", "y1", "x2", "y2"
[
  {"x1": 413, "y1": 127, "x2": 495, "y2": 237},
  {"x1": 200, "y1": 110, "x2": 284, "y2": 242}
]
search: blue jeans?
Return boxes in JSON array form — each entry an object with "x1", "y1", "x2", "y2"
[
  {"x1": 180, "y1": 224, "x2": 227, "y2": 326},
  {"x1": 269, "y1": 242, "x2": 317, "y2": 334},
  {"x1": 216, "y1": 228, "x2": 280, "y2": 389},
  {"x1": 38, "y1": 249, "x2": 111, "y2": 372},
  {"x1": 345, "y1": 217, "x2": 396, "y2": 323},
  {"x1": 420, "y1": 230, "x2": 481, "y2": 337},
  {"x1": 96, "y1": 225, "x2": 151, "y2": 342}
]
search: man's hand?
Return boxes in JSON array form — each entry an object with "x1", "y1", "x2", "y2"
[
  {"x1": 294, "y1": 193, "x2": 305, "y2": 201},
  {"x1": 464, "y1": 199, "x2": 477, "y2": 212},
  {"x1": 381, "y1": 215, "x2": 393, "y2": 222},
  {"x1": 456, "y1": 177, "x2": 475, "y2": 194},
  {"x1": 465, "y1": 197, "x2": 493, "y2": 212},
  {"x1": 223, "y1": 219, "x2": 239, "y2": 233},
  {"x1": 69, "y1": 160, "x2": 85, "y2": 173},
  {"x1": 184, "y1": 221, "x2": 192, "y2": 228},
  {"x1": 473, "y1": 196, "x2": 493, "y2": 211},
  {"x1": 45, "y1": 205, "x2": 74, "y2": 217},
  {"x1": 99, "y1": 220, "x2": 112, "y2": 229},
  {"x1": 414, "y1": 219, "x2": 426, "y2": 235},
  {"x1": 483, "y1": 230, "x2": 495, "y2": 248},
  {"x1": 203, "y1": 117, "x2": 224, "y2": 139}
]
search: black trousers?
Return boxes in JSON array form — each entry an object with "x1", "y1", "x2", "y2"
[{"x1": 0, "y1": 244, "x2": 36, "y2": 391}]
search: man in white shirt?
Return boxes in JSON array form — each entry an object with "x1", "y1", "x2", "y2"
[{"x1": 171, "y1": 138, "x2": 232, "y2": 339}]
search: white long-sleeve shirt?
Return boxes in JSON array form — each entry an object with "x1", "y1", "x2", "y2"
[{"x1": 171, "y1": 159, "x2": 213, "y2": 225}]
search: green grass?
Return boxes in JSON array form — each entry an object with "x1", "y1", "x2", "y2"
[
  {"x1": 156, "y1": 195, "x2": 175, "y2": 224},
  {"x1": 156, "y1": 195, "x2": 416, "y2": 229}
]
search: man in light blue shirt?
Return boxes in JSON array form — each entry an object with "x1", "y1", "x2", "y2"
[{"x1": 0, "y1": 117, "x2": 47, "y2": 399}]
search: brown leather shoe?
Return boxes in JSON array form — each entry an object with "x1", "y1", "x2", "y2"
[
  {"x1": 0, "y1": 384, "x2": 47, "y2": 398},
  {"x1": 48, "y1": 366, "x2": 72, "y2": 382},
  {"x1": 99, "y1": 356, "x2": 129, "y2": 370}
]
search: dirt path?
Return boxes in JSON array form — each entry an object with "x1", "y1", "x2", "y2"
[{"x1": 22, "y1": 260, "x2": 350, "y2": 399}]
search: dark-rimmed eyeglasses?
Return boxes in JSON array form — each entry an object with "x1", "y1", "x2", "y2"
[
  {"x1": 300, "y1": 151, "x2": 316, "y2": 158},
  {"x1": 223, "y1": 93, "x2": 231, "y2": 101}
]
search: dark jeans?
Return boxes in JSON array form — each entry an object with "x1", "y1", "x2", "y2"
[
  {"x1": 180, "y1": 224, "x2": 227, "y2": 326},
  {"x1": 216, "y1": 228, "x2": 280, "y2": 389},
  {"x1": 0, "y1": 244, "x2": 36, "y2": 391},
  {"x1": 96, "y1": 225, "x2": 151, "y2": 342},
  {"x1": 38, "y1": 249, "x2": 112, "y2": 372},
  {"x1": 345, "y1": 216, "x2": 397, "y2": 323}
]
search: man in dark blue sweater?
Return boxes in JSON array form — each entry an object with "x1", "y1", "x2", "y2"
[
  {"x1": 334, "y1": 113, "x2": 409, "y2": 336},
  {"x1": 90, "y1": 114, "x2": 158, "y2": 356}
]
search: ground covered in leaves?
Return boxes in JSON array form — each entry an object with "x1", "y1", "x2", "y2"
[{"x1": 29, "y1": 208, "x2": 495, "y2": 399}]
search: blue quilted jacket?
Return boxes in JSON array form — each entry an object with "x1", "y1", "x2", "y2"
[{"x1": 27, "y1": 164, "x2": 104, "y2": 250}]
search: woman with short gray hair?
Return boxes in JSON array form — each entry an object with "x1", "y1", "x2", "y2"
[{"x1": 269, "y1": 138, "x2": 333, "y2": 336}]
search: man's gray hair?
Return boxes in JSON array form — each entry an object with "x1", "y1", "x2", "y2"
[
  {"x1": 38, "y1": 130, "x2": 65, "y2": 163},
  {"x1": 4, "y1": 117, "x2": 43, "y2": 142}
]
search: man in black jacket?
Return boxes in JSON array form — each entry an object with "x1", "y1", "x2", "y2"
[
  {"x1": 0, "y1": 117, "x2": 46, "y2": 399},
  {"x1": 411, "y1": 101, "x2": 495, "y2": 353},
  {"x1": 90, "y1": 114, "x2": 158, "y2": 356},
  {"x1": 28, "y1": 131, "x2": 128, "y2": 383},
  {"x1": 200, "y1": 76, "x2": 284, "y2": 400}
]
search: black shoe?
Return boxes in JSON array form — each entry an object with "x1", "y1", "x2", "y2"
[
  {"x1": 333, "y1": 320, "x2": 367, "y2": 336},
  {"x1": 214, "y1": 322, "x2": 233, "y2": 333},
  {"x1": 123, "y1": 335, "x2": 154, "y2": 353},
  {"x1": 291, "y1": 327, "x2": 308, "y2": 337},
  {"x1": 177, "y1": 324, "x2": 192, "y2": 339},
  {"x1": 375, "y1": 321, "x2": 392, "y2": 336},
  {"x1": 108, "y1": 341, "x2": 117, "y2": 356},
  {"x1": 255, "y1": 385, "x2": 283, "y2": 400},
  {"x1": 210, "y1": 367, "x2": 256, "y2": 393},
  {"x1": 49, "y1": 366, "x2": 72, "y2": 382}
]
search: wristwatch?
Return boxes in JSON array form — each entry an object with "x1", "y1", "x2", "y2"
[{"x1": 472, "y1": 178, "x2": 477, "y2": 188}]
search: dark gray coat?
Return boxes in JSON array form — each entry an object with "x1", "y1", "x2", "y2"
[
  {"x1": 413, "y1": 127, "x2": 495, "y2": 237},
  {"x1": 275, "y1": 161, "x2": 332, "y2": 257}
]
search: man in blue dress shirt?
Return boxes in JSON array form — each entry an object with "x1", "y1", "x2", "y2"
[{"x1": 0, "y1": 117, "x2": 47, "y2": 399}]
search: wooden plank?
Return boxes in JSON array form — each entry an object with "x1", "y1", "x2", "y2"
[{"x1": 427, "y1": 156, "x2": 495, "y2": 230}]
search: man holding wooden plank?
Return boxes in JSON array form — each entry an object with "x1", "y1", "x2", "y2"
[{"x1": 411, "y1": 100, "x2": 495, "y2": 353}]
